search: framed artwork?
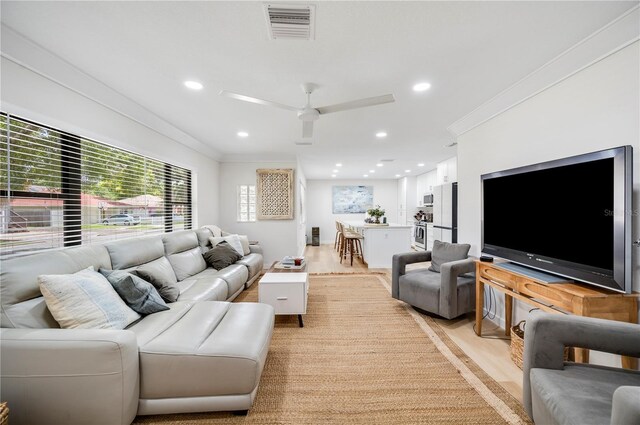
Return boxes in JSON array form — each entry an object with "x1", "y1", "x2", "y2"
[
  {"x1": 256, "y1": 168, "x2": 294, "y2": 220},
  {"x1": 332, "y1": 185, "x2": 373, "y2": 214}
]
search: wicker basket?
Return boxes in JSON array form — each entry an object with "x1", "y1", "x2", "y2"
[
  {"x1": 0, "y1": 401, "x2": 9, "y2": 425},
  {"x1": 510, "y1": 320, "x2": 527, "y2": 369},
  {"x1": 510, "y1": 320, "x2": 569, "y2": 369}
]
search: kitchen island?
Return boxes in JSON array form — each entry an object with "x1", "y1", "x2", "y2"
[{"x1": 342, "y1": 221, "x2": 413, "y2": 268}]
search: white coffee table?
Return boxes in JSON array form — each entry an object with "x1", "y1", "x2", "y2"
[{"x1": 259, "y1": 272, "x2": 308, "y2": 327}]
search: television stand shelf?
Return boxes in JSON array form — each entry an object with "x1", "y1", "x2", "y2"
[{"x1": 474, "y1": 260, "x2": 638, "y2": 369}]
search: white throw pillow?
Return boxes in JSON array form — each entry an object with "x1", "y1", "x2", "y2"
[
  {"x1": 209, "y1": 235, "x2": 245, "y2": 257},
  {"x1": 39, "y1": 267, "x2": 141, "y2": 329},
  {"x1": 238, "y1": 235, "x2": 251, "y2": 255}
]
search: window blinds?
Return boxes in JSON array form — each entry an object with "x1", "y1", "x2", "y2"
[{"x1": 0, "y1": 113, "x2": 192, "y2": 259}]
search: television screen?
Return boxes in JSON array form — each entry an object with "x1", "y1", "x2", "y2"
[{"x1": 481, "y1": 146, "x2": 632, "y2": 293}]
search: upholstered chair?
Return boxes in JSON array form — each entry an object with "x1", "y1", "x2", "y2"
[
  {"x1": 391, "y1": 240, "x2": 476, "y2": 319},
  {"x1": 523, "y1": 311, "x2": 640, "y2": 425}
]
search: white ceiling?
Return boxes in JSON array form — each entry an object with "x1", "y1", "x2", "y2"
[{"x1": 1, "y1": 1, "x2": 636, "y2": 179}]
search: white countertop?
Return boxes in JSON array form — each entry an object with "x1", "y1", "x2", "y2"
[{"x1": 342, "y1": 220, "x2": 413, "y2": 229}]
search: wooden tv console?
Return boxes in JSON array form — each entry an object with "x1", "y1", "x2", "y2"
[{"x1": 475, "y1": 260, "x2": 638, "y2": 369}]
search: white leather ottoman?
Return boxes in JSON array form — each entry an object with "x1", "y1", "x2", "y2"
[{"x1": 259, "y1": 272, "x2": 308, "y2": 327}]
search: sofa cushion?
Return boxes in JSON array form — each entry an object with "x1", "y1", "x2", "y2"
[
  {"x1": 530, "y1": 364, "x2": 640, "y2": 425},
  {"x1": 161, "y1": 230, "x2": 199, "y2": 255},
  {"x1": 100, "y1": 269, "x2": 169, "y2": 315},
  {"x1": 177, "y1": 274, "x2": 228, "y2": 302},
  {"x1": 105, "y1": 236, "x2": 165, "y2": 270},
  {"x1": 203, "y1": 242, "x2": 243, "y2": 270},
  {"x1": 128, "y1": 301, "x2": 274, "y2": 399},
  {"x1": 215, "y1": 264, "x2": 250, "y2": 298},
  {"x1": 238, "y1": 235, "x2": 251, "y2": 255},
  {"x1": 167, "y1": 247, "x2": 207, "y2": 281},
  {"x1": 136, "y1": 257, "x2": 180, "y2": 303},
  {"x1": 39, "y1": 268, "x2": 140, "y2": 329},
  {"x1": 428, "y1": 240, "x2": 470, "y2": 273},
  {"x1": 209, "y1": 235, "x2": 244, "y2": 257},
  {"x1": 399, "y1": 269, "x2": 442, "y2": 313},
  {"x1": 0, "y1": 245, "x2": 112, "y2": 329},
  {"x1": 236, "y1": 253, "x2": 263, "y2": 280},
  {"x1": 195, "y1": 228, "x2": 214, "y2": 253}
]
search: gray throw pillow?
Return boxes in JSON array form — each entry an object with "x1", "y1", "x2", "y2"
[
  {"x1": 203, "y1": 241, "x2": 243, "y2": 270},
  {"x1": 428, "y1": 240, "x2": 471, "y2": 273},
  {"x1": 135, "y1": 257, "x2": 180, "y2": 302},
  {"x1": 99, "y1": 269, "x2": 169, "y2": 314}
]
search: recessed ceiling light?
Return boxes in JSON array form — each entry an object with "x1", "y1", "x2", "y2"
[
  {"x1": 237, "y1": 131, "x2": 249, "y2": 138},
  {"x1": 405, "y1": 169, "x2": 411, "y2": 173},
  {"x1": 335, "y1": 163, "x2": 342, "y2": 167},
  {"x1": 369, "y1": 169, "x2": 375, "y2": 173},
  {"x1": 332, "y1": 169, "x2": 339, "y2": 173},
  {"x1": 413, "y1": 82, "x2": 431, "y2": 92},
  {"x1": 363, "y1": 174, "x2": 368, "y2": 178},
  {"x1": 395, "y1": 174, "x2": 401, "y2": 178},
  {"x1": 184, "y1": 80, "x2": 203, "y2": 90},
  {"x1": 418, "y1": 163, "x2": 425, "y2": 167},
  {"x1": 331, "y1": 174, "x2": 336, "y2": 178},
  {"x1": 375, "y1": 131, "x2": 387, "y2": 138},
  {"x1": 376, "y1": 163, "x2": 383, "y2": 167}
]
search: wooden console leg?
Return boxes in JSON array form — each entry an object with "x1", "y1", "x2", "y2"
[
  {"x1": 475, "y1": 279, "x2": 484, "y2": 336},
  {"x1": 505, "y1": 294, "x2": 513, "y2": 337},
  {"x1": 298, "y1": 314, "x2": 304, "y2": 328}
]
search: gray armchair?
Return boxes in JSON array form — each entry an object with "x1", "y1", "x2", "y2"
[
  {"x1": 391, "y1": 250, "x2": 475, "y2": 319},
  {"x1": 523, "y1": 312, "x2": 640, "y2": 425}
]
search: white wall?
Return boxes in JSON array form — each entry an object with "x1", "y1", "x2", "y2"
[
  {"x1": 218, "y1": 162, "x2": 300, "y2": 265},
  {"x1": 307, "y1": 179, "x2": 398, "y2": 244},
  {"x1": 457, "y1": 42, "x2": 639, "y2": 335},
  {"x1": 296, "y1": 157, "x2": 308, "y2": 256},
  {"x1": 1, "y1": 58, "x2": 220, "y2": 225}
]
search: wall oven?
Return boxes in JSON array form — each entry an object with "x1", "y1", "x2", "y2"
[
  {"x1": 423, "y1": 193, "x2": 434, "y2": 206},
  {"x1": 414, "y1": 222, "x2": 426, "y2": 249}
]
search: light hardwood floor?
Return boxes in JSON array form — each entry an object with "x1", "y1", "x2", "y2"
[{"x1": 304, "y1": 243, "x2": 524, "y2": 402}]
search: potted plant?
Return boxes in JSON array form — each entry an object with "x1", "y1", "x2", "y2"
[{"x1": 367, "y1": 205, "x2": 386, "y2": 224}]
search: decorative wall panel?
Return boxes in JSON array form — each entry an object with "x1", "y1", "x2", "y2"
[{"x1": 257, "y1": 168, "x2": 294, "y2": 220}]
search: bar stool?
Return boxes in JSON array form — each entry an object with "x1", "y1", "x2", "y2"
[
  {"x1": 338, "y1": 222, "x2": 364, "y2": 266},
  {"x1": 334, "y1": 221, "x2": 343, "y2": 252}
]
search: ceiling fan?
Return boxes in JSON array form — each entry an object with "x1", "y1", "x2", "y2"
[{"x1": 219, "y1": 83, "x2": 395, "y2": 138}]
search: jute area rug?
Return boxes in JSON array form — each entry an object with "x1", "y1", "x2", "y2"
[{"x1": 135, "y1": 273, "x2": 531, "y2": 424}]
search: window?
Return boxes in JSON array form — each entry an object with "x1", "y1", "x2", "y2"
[
  {"x1": 237, "y1": 184, "x2": 256, "y2": 222},
  {"x1": 0, "y1": 113, "x2": 192, "y2": 259}
]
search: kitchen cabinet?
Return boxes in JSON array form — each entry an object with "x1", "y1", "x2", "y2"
[
  {"x1": 436, "y1": 157, "x2": 457, "y2": 185},
  {"x1": 397, "y1": 176, "x2": 416, "y2": 225},
  {"x1": 416, "y1": 170, "x2": 437, "y2": 206}
]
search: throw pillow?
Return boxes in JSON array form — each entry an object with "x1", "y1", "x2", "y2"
[
  {"x1": 39, "y1": 267, "x2": 141, "y2": 329},
  {"x1": 135, "y1": 257, "x2": 180, "y2": 303},
  {"x1": 203, "y1": 241, "x2": 243, "y2": 270},
  {"x1": 238, "y1": 234, "x2": 251, "y2": 255},
  {"x1": 209, "y1": 234, "x2": 244, "y2": 257},
  {"x1": 428, "y1": 240, "x2": 471, "y2": 273},
  {"x1": 99, "y1": 269, "x2": 169, "y2": 315}
]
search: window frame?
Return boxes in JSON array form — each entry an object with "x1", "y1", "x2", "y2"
[{"x1": 237, "y1": 184, "x2": 256, "y2": 222}]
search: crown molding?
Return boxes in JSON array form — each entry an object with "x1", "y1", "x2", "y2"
[
  {"x1": 447, "y1": 6, "x2": 640, "y2": 138},
  {"x1": 0, "y1": 24, "x2": 221, "y2": 161}
]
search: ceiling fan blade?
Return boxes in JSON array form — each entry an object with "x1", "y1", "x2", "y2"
[
  {"x1": 316, "y1": 94, "x2": 395, "y2": 115},
  {"x1": 219, "y1": 90, "x2": 299, "y2": 112},
  {"x1": 302, "y1": 121, "x2": 314, "y2": 138}
]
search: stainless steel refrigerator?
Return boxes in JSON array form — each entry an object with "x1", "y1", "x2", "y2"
[{"x1": 432, "y1": 182, "x2": 458, "y2": 243}]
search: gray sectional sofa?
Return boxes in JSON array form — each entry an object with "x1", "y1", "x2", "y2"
[{"x1": 0, "y1": 227, "x2": 273, "y2": 425}]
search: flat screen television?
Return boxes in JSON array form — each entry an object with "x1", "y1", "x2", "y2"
[{"x1": 481, "y1": 146, "x2": 633, "y2": 294}]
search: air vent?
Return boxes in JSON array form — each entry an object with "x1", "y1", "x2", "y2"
[
  {"x1": 294, "y1": 140, "x2": 313, "y2": 146},
  {"x1": 264, "y1": 4, "x2": 315, "y2": 40},
  {"x1": 380, "y1": 159, "x2": 395, "y2": 162}
]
